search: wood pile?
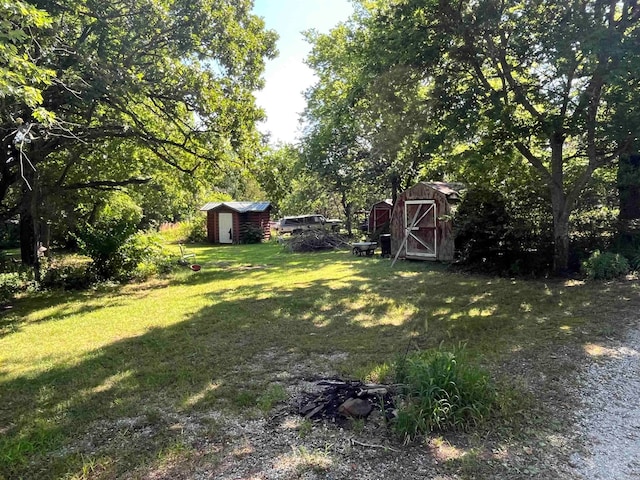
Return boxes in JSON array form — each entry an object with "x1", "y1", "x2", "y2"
[
  {"x1": 296, "y1": 379, "x2": 396, "y2": 425},
  {"x1": 285, "y1": 231, "x2": 350, "y2": 253}
]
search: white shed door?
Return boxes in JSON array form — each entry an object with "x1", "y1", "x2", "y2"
[
  {"x1": 404, "y1": 200, "x2": 437, "y2": 258},
  {"x1": 218, "y1": 212, "x2": 233, "y2": 244}
]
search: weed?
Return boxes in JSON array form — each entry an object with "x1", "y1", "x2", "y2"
[
  {"x1": 292, "y1": 446, "x2": 332, "y2": 474},
  {"x1": 393, "y1": 345, "x2": 495, "y2": 439},
  {"x1": 349, "y1": 418, "x2": 365, "y2": 433},
  {"x1": 582, "y1": 250, "x2": 630, "y2": 280},
  {"x1": 256, "y1": 384, "x2": 288, "y2": 413},
  {"x1": 232, "y1": 390, "x2": 257, "y2": 409},
  {"x1": 297, "y1": 419, "x2": 313, "y2": 438}
]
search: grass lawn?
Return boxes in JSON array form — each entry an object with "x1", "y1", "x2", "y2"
[{"x1": 1, "y1": 242, "x2": 638, "y2": 479}]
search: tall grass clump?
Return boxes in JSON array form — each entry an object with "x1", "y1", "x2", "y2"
[
  {"x1": 159, "y1": 217, "x2": 206, "y2": 244},
  {"x1": 581, "y1": 250, "x2": 630, "y2": 280},
  {"x1": 393, "y1": 346, "x2": 495, "y2": 439}
]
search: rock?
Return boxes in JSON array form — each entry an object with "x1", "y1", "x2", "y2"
[{"x1": 338, "y1": 398, "x2": 372, "y2": 418}]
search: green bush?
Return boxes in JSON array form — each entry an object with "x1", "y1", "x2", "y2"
[
  {"x1": 393, "y1": 346, "x2": 495, "y2": 439},
  {"x1": 40, "y1": 262, "x2": 96, "y2": 290},
  {"x1": 454, "y1": 187, "x2": 551, "y2": 275},
  {"x1": 76, "y1": 219, "x2": 137, "y2": 280},
  {"x1": 241, "y1": 224, "x2": 265, "y2": 244},
  {"x1": 0, "y1": 272, "x2": 23, "y2": 305},
  {"x1": 186, "y1": 215, "x2": 207, "y2": 243},
  {"x1": 582, "y1": 250, "x2": 630, "y2": 280},
  {"x1": 120, "y1": 230, "x2": 174, "y2": 280},
  {"x1": 159, "y1": 217, "x2": 206, "y2": 244}
]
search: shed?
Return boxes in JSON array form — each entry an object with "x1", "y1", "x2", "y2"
[
  {"x1": 368, "y1": 199, "x2": 393, "y2": 234},
  {"x1": 200, "y1": 201, "x2": 271, "y2": 244},
  {"x1": 390, "y1": 182, "x2": 463, "y2": 262}
]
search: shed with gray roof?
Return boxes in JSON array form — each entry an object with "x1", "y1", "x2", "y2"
[{"x1": 200, "y1": 201, "x2": 272, "y2": 244}]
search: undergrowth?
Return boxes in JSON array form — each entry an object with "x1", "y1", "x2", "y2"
[{"x1": 393, "y1": 346, "x2": 495, "y2": 440}]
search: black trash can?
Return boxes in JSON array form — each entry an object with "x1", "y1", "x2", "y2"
[{"x1": 380, "y1": 234, "x2": 391, "y2": 257}]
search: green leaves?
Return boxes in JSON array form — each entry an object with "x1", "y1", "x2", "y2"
[
  {"x1": 0, "y1": 0, "x2": 278, "y2": 256},
  {"x1": 0, "y1": 1, "x2": 55, "y2": 111}
]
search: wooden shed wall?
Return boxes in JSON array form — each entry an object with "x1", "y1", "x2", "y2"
[
  {"x1": 206, "y1": 208, "x2": 271, "y2": 244},
  {"x1": 240, "y1": 211, "x2": 271, "y2": 241},
  {"x1": 390, "y1": 183, "x2": 455, "y2": 261},
  {"x1": 368, "y1": 202, "x2": 392, "y2": 233}
]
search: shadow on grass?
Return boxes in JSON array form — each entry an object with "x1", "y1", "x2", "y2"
[{"x1": 1, "y1": 243, "x2": 639, "y2": 478}]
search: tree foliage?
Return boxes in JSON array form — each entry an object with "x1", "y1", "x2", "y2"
[
  {"x1": 302, "y1": 0, "x2": 640, "y2": 274},
  {"x1": 1, "y1": 0, "x2": 277, "y2": 262}
]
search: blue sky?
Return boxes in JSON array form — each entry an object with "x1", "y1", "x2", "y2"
[{"x1": 252, "y1": 0, "x2": 354, "y2": 144}]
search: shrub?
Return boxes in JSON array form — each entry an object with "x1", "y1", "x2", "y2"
[
  {"x1": 76, "y1": 219, "x2": 137, "y2": 280},
  {"x1": 241, "y1": 224, "x2": 265, "y2": 244},
  {"x1": 159, "y1": 217, "x2": 206, "y2": 244},
  {"x1": 393, "y1": 346, "x2": 495, "y2": 439},
  {"x1": 581, "y1": 250, "x2": 630, "y2": 280},
  {"x1": 454, "y1": 187, "x2": 550, "y2": 275},
  {"x1": 611, "y1": 228, "x2": 640, "y2": 271},
  {"x1": 186, "y1": 215, "x2": 207, "y2": 243},
  {"x1": 77, "y1": 220, "x2": 174, "y2": 282},
  {"x1": 40, "y1": 262, "x2": 96, "y2": 290},
  {"x1": 119, "y1": 230, "x2": 174, "y2": 281},
  {"x1": 0, "y1": 272, "x2": 23, "y2": 305}
]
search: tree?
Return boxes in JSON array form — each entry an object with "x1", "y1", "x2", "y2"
[
  {"x1": 253, "y1": 143, "x2": 300, "y2": 216},
  {"x1": 356, "y1": 0, "x2": 640, "y2": 274},
  {"x1": 1, "y1": 0, "x2": 277, "y2": 264},
  {"x1": 302, "y1": 23, "x2": 423, "y2": 232}
]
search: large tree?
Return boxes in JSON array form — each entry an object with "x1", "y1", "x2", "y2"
[
  {"x1": 302, "y1": 23, "x2": 427, "y2": 231},
  {"x1": 355, "y1": 0, "x2": 640, "y2": 274},
  {"x1": 1, "y1": 0, "x2": 276, "y2": 263}
]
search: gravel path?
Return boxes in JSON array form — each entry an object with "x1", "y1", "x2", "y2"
[{"x1": 570, "y1": 328, "x2": 640, "y2": 479}]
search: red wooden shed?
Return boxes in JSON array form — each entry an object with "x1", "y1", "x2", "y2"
[
  {"x1": 200, "y1": 201, "x2": 271, "y2": 244},
  {"x1": 390, "y1": 182, "x2": 463, "y2": 262},
  {"x1": 368, "y1": 199, "x2": 393, "y2": 234}
]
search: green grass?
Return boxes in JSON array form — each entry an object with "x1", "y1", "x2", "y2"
[{"x1": 0, "y1": 242, "x2": 638, "y2": 478}]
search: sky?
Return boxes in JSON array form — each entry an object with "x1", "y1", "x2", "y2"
[{"x1": 252, "y1": 0, "x2": 354, "y2": 145}]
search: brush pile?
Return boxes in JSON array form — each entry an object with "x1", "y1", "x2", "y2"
[{"x1": 284, "y1": 231, "x2": 350, "y2": 253}]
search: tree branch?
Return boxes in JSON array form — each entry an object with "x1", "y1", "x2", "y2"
[{"x1": 61, "y1": 177, "x2": 151, "y2": 190}]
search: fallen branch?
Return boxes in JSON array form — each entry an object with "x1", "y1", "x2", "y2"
[{"x1": 350, "y1": 438, "x2": 400, "y2": 452}]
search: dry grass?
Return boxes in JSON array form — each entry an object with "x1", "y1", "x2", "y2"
[{"x1": 0, "y1": 242, "x2": 638, "y2": 479}]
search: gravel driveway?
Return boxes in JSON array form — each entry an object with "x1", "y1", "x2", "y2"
[{"x1": 569, "y1": 328, "x2": 640, "y2": 479}]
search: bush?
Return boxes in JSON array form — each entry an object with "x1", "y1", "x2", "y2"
[
  {"x1": 393, "y1": 346, "x2": 495, "y2": 439},
  {"x1": 241, "y1": 224, "x2": 265, "y2": 244},
  {"x1": 186, "y1": 215, "x2": 207, "y2": 243},
  {"x1": 77, "y1": 220, "x2": 174, "y2": 282},
  {"x1": 120, "y1": 230, "x2": 174, "y2": 280},
  {"x1": 0, "y1": 272, "x2": 23, "y2": 305},
  {"x1": 582, "y1": 250, "x2": 630, "y2": 280},
  {"x1": 40, "y1": 259, "x2": 96, "y2": 290},
  {"x1": 454, "y1": 187, "x2": 550, "y2": 275}
]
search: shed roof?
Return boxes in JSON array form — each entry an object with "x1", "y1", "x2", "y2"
[
  {"x1": 419, "y1": 182, "x2": 464, "y2": 201},
  {"x1": 371, "y1": 199, "x2": 393, "y2": 208},
  {"x1": 200, "y1": 201, "x2": 271, "y2": 213}
]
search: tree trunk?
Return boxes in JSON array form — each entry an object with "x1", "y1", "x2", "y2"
[
  {"x1": 19, "y1": 202, "x2": 36, "y2": 266},
  {"x1": 552, "y1": 209, "x2": 570, "y2": 275},
  {"x1": 19, "y1": 167, "x2": 41, "y2": 280},
  {"x1": 391, "y1": 175, "x2": 400, "y2": 204},
  {"x1": 550, "y1": 136, "x2": 570, "y2": 276},
  {"x1": 340, "y1": 190, "x2": 352, "y2": 236}
]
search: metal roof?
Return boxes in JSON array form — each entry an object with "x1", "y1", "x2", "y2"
[
  {"x1": 370, "y1": 199, "x2": 393, "y2": 209},
  {"x1": 421, "y1": 182, "x2": 464, "y2": 200},
  {"x1": 199, "y1": 201, "x2": 271, "y2": 213}
]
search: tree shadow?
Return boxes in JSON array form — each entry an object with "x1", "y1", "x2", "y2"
[{"x1": 1, "y1": 247, "x2": 638, "y2": 478}]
